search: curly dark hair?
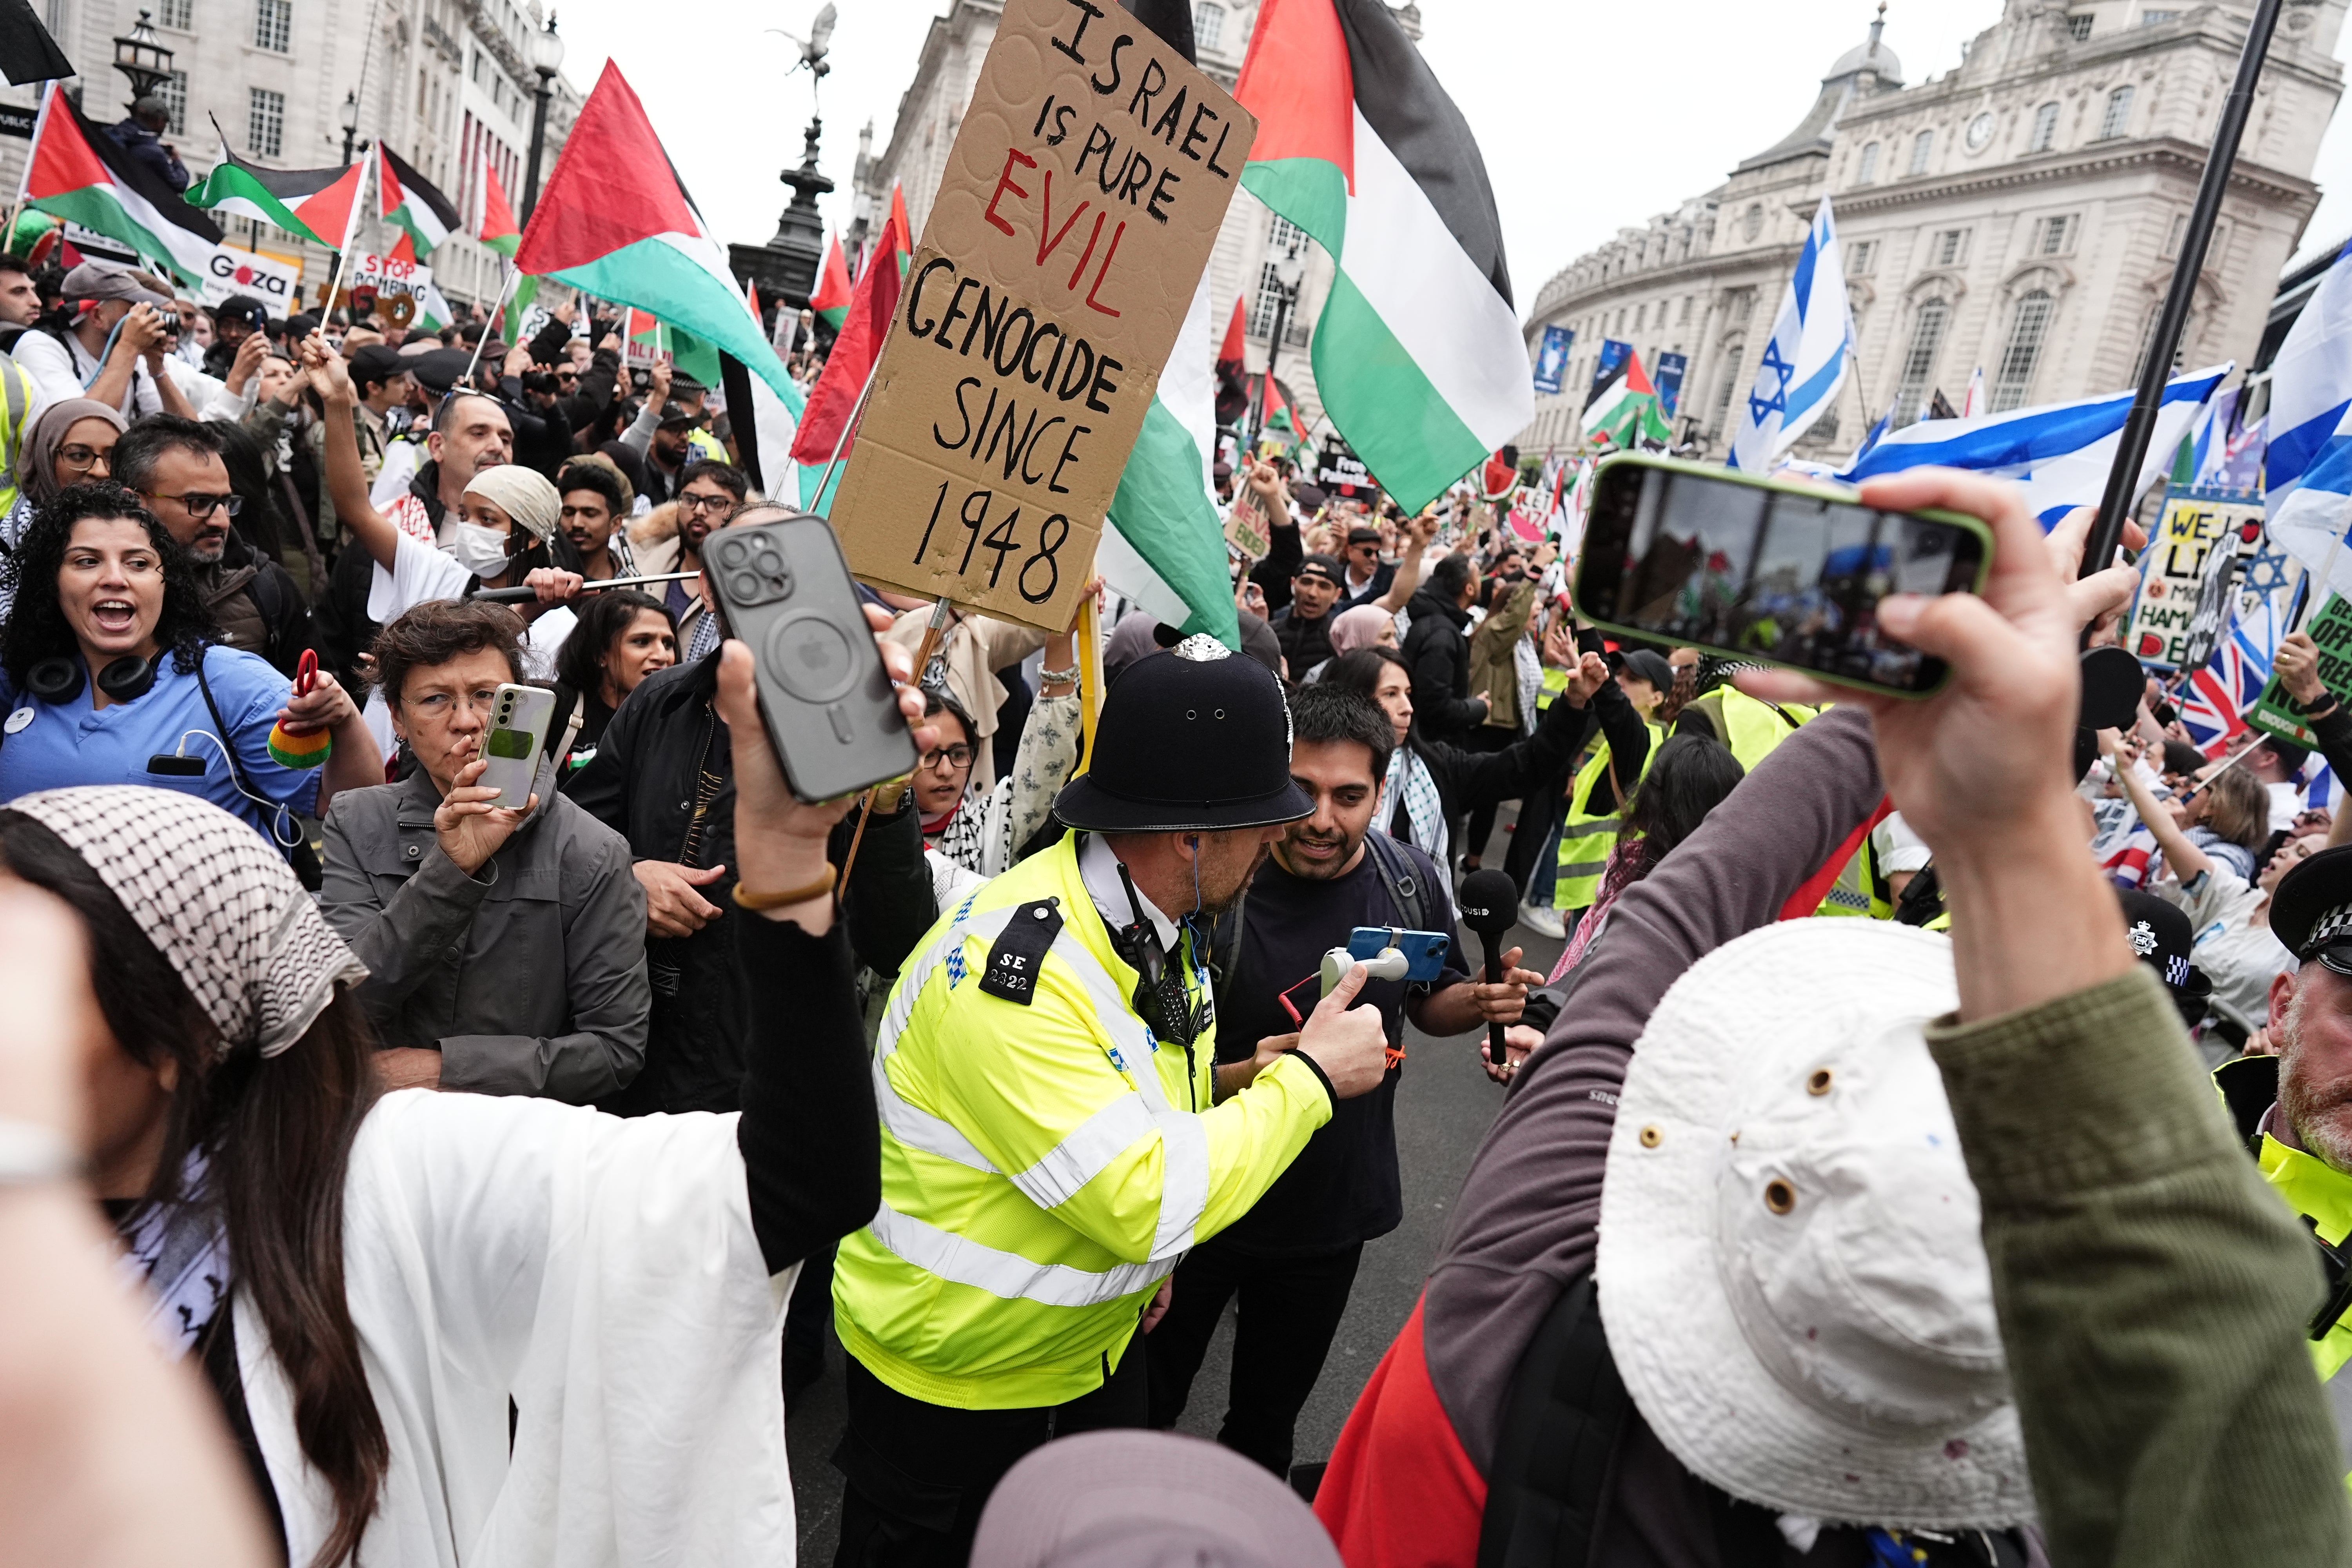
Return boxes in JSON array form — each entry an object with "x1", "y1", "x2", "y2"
[
  {"x1": 368, "y1": 598, "x2": 524, "y2": 709},
  {"x1": 0, "y1": 481, "x2": 216, "y2": 685}
]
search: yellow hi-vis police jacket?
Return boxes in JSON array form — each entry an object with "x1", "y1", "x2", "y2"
[{"x1": 831, "y1": 833, "x2": 1336, "y2": 1410}]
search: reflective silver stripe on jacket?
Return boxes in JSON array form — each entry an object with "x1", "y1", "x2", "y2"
[
  {"x1": 866, "y1": 1202, "x2": 1169, "y2": 1308},
  {"x1": 873, "y1": 901, "x2": 1212, "y2": 1266}
]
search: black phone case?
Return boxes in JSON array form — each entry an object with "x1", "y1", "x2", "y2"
[{"x1": 703, "y1": 516, "x2": 918, "y2": 802}]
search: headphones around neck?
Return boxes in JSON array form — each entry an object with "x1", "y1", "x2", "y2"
[{"x1": 27, "y1": 653, "x2": 156, "y2": 706}]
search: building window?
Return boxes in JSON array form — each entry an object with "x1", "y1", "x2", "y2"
[
  {"x1": 1932, "y1": 228, "x2": 1969, "y2": 267},
  {"x1": 2163, "y1": 212, "x2": 2189, "y2": 256},
  {"x1": 1713, "y1": 345, "x2": 1745, "y2": 437},
  {"x1": 2099, "y1": 85, "x2": 2134, "y2": 140},
  {"x1": 1192, "y1": 2, "x2": 1223, "y2": 49},
  {"x1": 248, "y1": 87, "x2": 284, "y2": 158},
  {"x1": 1744, "y1": 203, "x2": 1764, "y2": 241},
  {"x1": 1909, "y1": 129, "x2": 1935, "y2": 175},
  {"x1": 158, "y1": 0, "x2": 192, "y2": 26},
  {"x1": 1992, "y1": 291, "x2": 2055, "y2": 412},
  {"x1": 2030, "y1": 102, "x2": 2059, "y2": 152},
  {"x1": 1635, "y1": 303, "x2": 1647, "y2": 331},
  {"x1": 2067, "y1": 13, "x2": 2094, "y2": 39},
  {"x1": 1848, "y1": 239, "x2": 1878, "y2": 275},
  {"x1": 1679, "y1": 295, "x2": 1693, "y2": 323},
  {"x1": 2141, "y1": 8, "x2": 2177, "y2": 22},
  {"x1": 156, "y1": 69, "x2": 187, "y2": 134},
  {"x1": 1894, "y1": 299, "x2": 1950, "y2": 426},
  {"x1": 2038, "y1": 214, "x2": 2077, "y2": 255},
  {"x1": 1248, "y1": 217, "x2": 1310, "y2": 343},
  {"x1": 1856, "y1": 141, "x2": 1880, "y2": 184},
  {"x1": 254, "y1": 0, "x2": 291, "y2": 52}
]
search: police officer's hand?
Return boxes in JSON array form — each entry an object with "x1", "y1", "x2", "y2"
[{"x1": 1298, "y1": 962, "x2": 1391, "y2": 1099}]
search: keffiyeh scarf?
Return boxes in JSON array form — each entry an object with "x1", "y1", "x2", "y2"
[{"x1": 1380, "y1": 745, "x2": 1449, "y2": 866}]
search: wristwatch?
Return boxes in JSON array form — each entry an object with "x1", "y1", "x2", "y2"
[{"x1": 0, "y1": 1117, "x2": 78, "y2": 1186}]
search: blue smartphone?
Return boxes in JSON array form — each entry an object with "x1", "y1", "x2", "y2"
[{"x1": 1348, "y1": 926, "x2": 1450, "y2": 982}]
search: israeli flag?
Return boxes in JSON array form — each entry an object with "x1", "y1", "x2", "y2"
[
  {"x1": 1837, "y1": 362, "x2": 2230, "y2": 528},
  {"x1": 1728, "y1": 196, "x2": 1855, "y2": 472},
  {"x1": 2265, "y1": 240, "x2": 2352, "y2": 599}
]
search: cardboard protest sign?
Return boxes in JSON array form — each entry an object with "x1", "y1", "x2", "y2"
[
  {"x1": 2247, "y1": 592, "x2": 2352, "y2": 747},
  {"x1": 2127, "y1": 488, "x2": 2263, "y2": 669},
  {"x1": 315, "y1": 252, "x2": 436, "y2": 328},
  {"x1": 830, "y1": 0, "x2": 1258, "y2": 630},
  {"x1": 1224, "y1": 497, "x2": 1271, "y2": 561},
  {"x1": 202, "y1": 245, "x2": 301, "y2": 317}
]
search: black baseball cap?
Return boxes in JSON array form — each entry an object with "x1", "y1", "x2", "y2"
[
  {"x1": 1294, "y1": 554, "x2": 1345, "y2": 588},
  {"x1": 349, "y1": 344, "x2": 410, "y2": 389},
  {"x1": 1620, "y1": 650, "x2": 1675, "y2": 693},
  {"x1": 2117, "y1": 889, "x2": 2212, "y2": 1022},
  {"x1": 212, "y1": 294, "x2": 267, "y2": 328},
  {"x1": 656, "y1": 399, "x2": 699, "y2": 428},
  {"x1": 2270, "y1": 844, "x2": 2352, "y2": 975},
  {"x1": 1345, "y1": 525, "x2": 1381, "y2": 548}
]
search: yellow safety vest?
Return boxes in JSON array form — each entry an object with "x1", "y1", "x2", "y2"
[
  {"x1": 831, "y1": 833, "x2": 1334, "y2": 1410},
  {"x1": 0, "y1": 357, "x2": 32, "y2": 518},
  {"x1": 687, "y1": 427, "x2": 726, "y2": 463},
  {"x1": 1553, "y1": 718, "x2": 1666, "y2": 913},
  {"x1": 1710, "y1": 684, "x2": 1819, "y2": 771},
  {"x1": 1815, "y1": 827, "x2": 1895, "y2": 920},
  {"x1": 1534, "y1": 666, "x2": 1571, "y2": 713}
]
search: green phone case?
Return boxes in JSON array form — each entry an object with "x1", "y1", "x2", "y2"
[{"x1": 1567, "y1": 452, "x2": 1996, "y2": 700}]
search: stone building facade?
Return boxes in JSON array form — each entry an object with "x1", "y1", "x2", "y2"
[
  {"x1": 2, "y1": 0, "x2": 580, "y2": 312},
  {"x1": 850, "y1": 0, "x2": 1424, "y2": 437},
  {"x1": 1517, "y1": 0, "x2": 2347, "y2": 464}
]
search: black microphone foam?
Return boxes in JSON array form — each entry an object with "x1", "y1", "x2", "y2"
[{"x1": 1457, "y1": 868, "x2": 1520, "y2": 939}]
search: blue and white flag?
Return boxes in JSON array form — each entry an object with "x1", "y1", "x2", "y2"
[
  {"x1": 2266, "y1": 239, "x2": 2352, "y2": 600},
  {"x1": 1837, "y1": 362, "x2": 2230, "y2": 528},
  {"x1": 1728, "y1": 196, "x2": 1854, "y2": 471}
]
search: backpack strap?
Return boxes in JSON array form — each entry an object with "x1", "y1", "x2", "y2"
[
  {"x1": 1475, "y1": 1274, "x2": 1629, "y2": 1568},
  {"x1": 1362, "y1": 828, "x2": 1431, "y2": 936}
]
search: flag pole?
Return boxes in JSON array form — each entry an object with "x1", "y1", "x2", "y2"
[
  {"x1": 809, "y1": 352, "x2": 884, "y2": 513},
  {"x1": 837, "y1": 596, "x2": 953, "y2": 889},
  {"x1": 320, "y1": 146, "x2": 373, "y2": 334},
  {"x1": 2082, "y1": 0, "x2": 2282, "y2": 581},
  {"x1": 461, "y1": 265, "x2": 524, "y2": 388}
]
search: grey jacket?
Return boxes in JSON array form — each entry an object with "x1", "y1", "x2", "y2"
[{"x1": 321, "y1": 759, "x2": 651, "y2": 1102}]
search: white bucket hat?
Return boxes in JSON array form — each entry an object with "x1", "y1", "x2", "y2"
[{"x1": 1596, "y1": 920, "x2": 2033, "y2": 1530}]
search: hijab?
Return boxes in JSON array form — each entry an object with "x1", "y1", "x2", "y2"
[
  {"x1": 462, "y1": 463, "x2": 561, "y2": 542},
  {"x1": 18, "y1": 397, "x2": 128, "y2": 508},
  {"x1": 1327, "y1": 604, "x2": 1395, "y2": 658}
]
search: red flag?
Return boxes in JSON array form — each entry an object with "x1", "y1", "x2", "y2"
[
  {"x1": 809, "y1": 232, "x2": 852, "y2": 330},
  {"x1": 1218, "y1": 295, "x2": 1247, "y2": 374},
  {"x1": 789, "y1": 184, "x2": 908, "y2": 466}
]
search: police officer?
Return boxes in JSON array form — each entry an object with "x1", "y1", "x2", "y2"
[
  {"x1": 2216, "y1": 842, "x2": 2352, "y2": 1467},
  {"x1": 828, "y1": 634, "x2": 1392, "y2": 1568}
]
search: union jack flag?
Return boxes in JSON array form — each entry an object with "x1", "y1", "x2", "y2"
[{"x1": 2178, "y1": 603, "x2": 2285, "y2": 756}]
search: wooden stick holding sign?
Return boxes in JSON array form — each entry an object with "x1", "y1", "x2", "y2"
[{"x1": 825, "y1": 0, "x2": 1258, "y2": 633}]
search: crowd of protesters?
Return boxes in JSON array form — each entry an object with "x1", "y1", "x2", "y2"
[{"x1": 5, "y1": 246, "x2": 2352, "y2": 1568}]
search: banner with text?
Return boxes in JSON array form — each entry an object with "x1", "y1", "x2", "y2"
[
  {"x1": 2127, "y1": 488, "x2": 2264, "y2": 670},
  {"x1": 203, "y1": 246, "x2": 302, "y2": 317},
  {"x1": 830, "y1": 0, "x2": 1258, "y2": 630},
  {"x1": 1533, "y1": 325, "x2": 1573, "y2": 396}
]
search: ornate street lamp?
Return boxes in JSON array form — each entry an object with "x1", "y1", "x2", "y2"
[
  {"x1": 339, "y1": 89, "x2": 360, "y2": 165},
  {"x1": 521, "y1": 13, "x2": 566, "y2": 221},
  {"x1": 112, "y1": 10, "x2": 174, "y2": 111}
]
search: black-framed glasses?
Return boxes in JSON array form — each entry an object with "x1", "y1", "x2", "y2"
[
  {"x1": 57, "y1": 445, "x2": 112, "y2": 474},
  {"x1": 150, "y1": 490, "x2": 243, "y2": 519},
  {"x1": 678, "y1": 492, "x2": 734, "y2": 514},
  {"x1": 920, "y1": 743, "x2": 976, "y2": 772}
]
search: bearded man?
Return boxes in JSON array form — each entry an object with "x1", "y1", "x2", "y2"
[{"x1": 1142, "y1": 679, "x2": 1541, "y2": 1485}]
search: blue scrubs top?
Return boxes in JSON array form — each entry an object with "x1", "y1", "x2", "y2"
[{"x1": 0, "y1": 645, "x2": 323, "y2": 851}]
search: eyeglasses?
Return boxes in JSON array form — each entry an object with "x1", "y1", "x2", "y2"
[
  {"x1": 920, "y1": 743, "x2": 976, "y2": 772},
  {"x1": 149, "y1": 490, "x2": 243, "y2": 519},
  {"x1": 57, "y1": 445, "x2": 112, "y2": 475},
  {"x1": 556, "y1": 369, "x2": 579, "y2": 382},
  {"x1": 678, "y1": 492, "x2": 734, "y2": 514}
]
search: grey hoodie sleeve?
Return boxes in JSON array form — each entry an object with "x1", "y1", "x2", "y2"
[{"x1": 1419, "y1": 702, "x2": 1884, "y2": 1473}]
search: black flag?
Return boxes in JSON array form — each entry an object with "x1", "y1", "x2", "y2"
[
  {"x1": 1120, "y1": 0, "x2": 1197, "y2": 62},
  {"x1": 0, "y1": 0, "x2": 73, "y2": 86}
]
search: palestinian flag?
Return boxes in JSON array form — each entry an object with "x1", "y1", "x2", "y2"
[
  {"x1": 788, "y1": 181, "x2": 907, "y2": 475},
  {"x1": 1583, "y1": 349, "x2": 1671, "y2": 450},
  {"x1": 513, "y1": 62, "x2": 794, "y2": 404},
  {"x1": 1234, "y1": 0, "x2": 1530, "y2": 514},
  {"x1": 377, "y1": 145, "x2": 459, "y2": 258},
  {"x1": 474, "y1": 150, "x2": 521, "y2": 258},
  {"x1": 809, "y1": 231, "x2": 851, "y2": 332},
  {"x1": 21, "y1": 82, "x2": 221, "y2": 287},
  {"x1": 500, "y1": 274, "x2": 537, "y2": 345},
  {"x1": 188, "y1": 138, "x2": 365, "y2": 251}
]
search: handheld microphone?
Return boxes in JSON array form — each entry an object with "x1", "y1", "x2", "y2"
[{"x1": 1456, "y1": 868, "x2": 1522, "y2": 1067}]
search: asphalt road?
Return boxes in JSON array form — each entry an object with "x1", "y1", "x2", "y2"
[{"x1": 788, "y1": 826, "x2": 1563, "y2": 1560}]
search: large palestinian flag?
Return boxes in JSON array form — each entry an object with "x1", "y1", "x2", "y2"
[
  {"x1": 513, "y1": 62, "x2": 793, "y2": 403},
  {"x1": 1234, "y1": 0, "x2": 1530, "y2": 514},
  {"x1": 808, "y1": 232, "x2": 851, "y2": 333},
  {"x1": 473, "y1": 151, "x2": 521, "y2": 258},
  {"x1": 21, "y1": 82, "x2": 221, "y2": 287},
  {"x1": 377, "y1": 145, "x2": 460, "y2": 259},
  {"x1": 187, "y1": 140, "x2": 365, "y2": 252}
]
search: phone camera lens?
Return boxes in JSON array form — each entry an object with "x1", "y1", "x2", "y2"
[
  {"x1": 714, "y1": 538, "x2": 747, "y2": 568},
  {"x1": 728, "y1": 570, "x2": 764, "y2": 604}
]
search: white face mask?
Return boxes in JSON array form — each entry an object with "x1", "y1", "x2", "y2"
[{"x1": 446, "y1": 521, "x2": 514, "y2": 577}]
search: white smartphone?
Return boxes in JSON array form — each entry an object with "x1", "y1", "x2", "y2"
[{"x1": 478, "y1": 683, "x2": 555, "y2": 808}]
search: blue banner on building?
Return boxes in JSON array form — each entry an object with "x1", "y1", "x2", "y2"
[
  {"x1": 1655, "y1": 351, "x2": 1689, "y2": 420},
  {"x1": 1584, "y1": 339, "x2": 1632, "y2": 411},
  {"x1": 1533, "y1": 324, "x2": 1575, "y2": 396}
]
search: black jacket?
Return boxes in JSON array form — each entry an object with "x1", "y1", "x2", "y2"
[
  {"x1": 207, "y1": 528, "x2": 314, "y2": 678},
  {"x1": 568, "y1": 650, "x2": 936, "y2": 1114},
  {"x1": 1400, "y1": 587, "x2": 1483, "y2": 743},
  {"x1": 1410, "y1": 689, "x2": 1592, "y2": 829}
]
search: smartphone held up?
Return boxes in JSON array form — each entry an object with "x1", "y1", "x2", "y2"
[
  {"x1": 704, "y1": 512, "x2": 919, "y2": 802},
  {"x1": 1571, "y1": 454, "x2": 1994, "y2": 698}
]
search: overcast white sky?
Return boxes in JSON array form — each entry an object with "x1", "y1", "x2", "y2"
[{"x1": 548, "y1": 0, "x2": 2352, "y2": 315}]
